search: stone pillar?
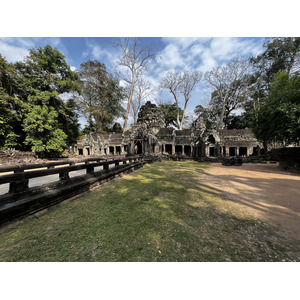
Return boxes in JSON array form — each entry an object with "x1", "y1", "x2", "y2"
[
  {"x1": 225, "y1": 147, "x2": 229, "y2": 156},
  {"x1": 205, "y1": 145, "x2": 209, "y2": 157},
  {"x1": 9, "y1": 169, "x2": 29, "y2": 193},
  {"x1": 249, "y1": 147, "x2": 253, "y2": 156},
  {"x1": 172, "y1": 144, "x2": 175, "y2": 155},
  {"x1": 162, "y1": 144, "x2": 165, "y2": 153},
  {"x1": 182, "y1": 145, "x2": 185, "y2": 156}
]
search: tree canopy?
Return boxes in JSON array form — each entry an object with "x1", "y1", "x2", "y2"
[
  {"x1": 252, "y1": 71, "x2": 300, "y2": 146},
  {"x1": 77, "y1": 60, "x2": 125, "y2": 134},
  {"x1": 0, "y1": 46, "x2": 81, "y2": 154},
  {"x1": 158, "y1": 102, "x2": 186, "y2": 128},
  {"x1": 0, "y1": 54, "x2": 20, "y2": 149}
]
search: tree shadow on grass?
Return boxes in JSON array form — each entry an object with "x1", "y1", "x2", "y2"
[
  {"x1": 104, "y1": 165, "x2": 300, "y2": 262},
  {"x1": 0, "y1": 162, "x2": 300, "y2": 262}
]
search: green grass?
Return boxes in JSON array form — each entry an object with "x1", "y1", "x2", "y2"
[{"x1": 0, "y1": 161, "x2": 299, "y2": 261}]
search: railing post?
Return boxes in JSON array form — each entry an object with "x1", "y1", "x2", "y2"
[
  {"x1": 103, "y1": 162, "x2": 109, "y2": 170},
  {"x1": 86, "y1": 164, "x2": 94, "y2": 175},
  {"x1": 9, "y1": 168, "x2": 29, "y2": 193},
  {"x1": 59, "y1": 170, "x2": 70, "y2": 180}
]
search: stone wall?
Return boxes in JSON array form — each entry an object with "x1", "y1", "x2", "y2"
[{"x1": 0, "y1": 150, "x2": 37, "y2": 165}]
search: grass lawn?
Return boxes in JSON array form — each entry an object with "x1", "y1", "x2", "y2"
[{"x1": 0, "y1": 161, "x2": 299, "y2": 262}]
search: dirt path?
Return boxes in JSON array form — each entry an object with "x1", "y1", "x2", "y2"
[{"x1": 200, "y1": 163, "x2": 300, "y2": 240}]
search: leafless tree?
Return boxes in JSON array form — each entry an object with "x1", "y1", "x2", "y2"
[
  {"x1": 131, "y1": 78, "x2": 155, "y2": 124},
  {"x1": 160, "y1": 70, "x2": 202, "y2": 130},
  {"x1": 114, "y1": 38, "x2": 157, "y2": 131},
  {"x1": 204, "y1": 57, "x2": 250, "y2": 130}
]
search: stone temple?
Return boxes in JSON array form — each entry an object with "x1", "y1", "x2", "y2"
[{"x1": 74, "y1": 101, "x2": 263, "y2": 158}]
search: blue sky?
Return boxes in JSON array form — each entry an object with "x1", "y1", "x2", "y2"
[
  {"x1": 1, "y1": 0, "x2": 298, "y2": 129},
  {"x1": 0, "y1": 37, "x2": 265, "y2": 128}
]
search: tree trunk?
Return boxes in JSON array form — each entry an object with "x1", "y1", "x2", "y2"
[{"x1": 123, "y1": 77, "x2": 135, "y2": 132}]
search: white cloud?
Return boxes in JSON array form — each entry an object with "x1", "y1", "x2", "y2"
[
  {"x1": 161, "y1": 37, "x2": 211, "y2": 50},
  {"x1": 156, "y1": 43, "x2": 186, "y2": 72},
  {"x1": 83, "y1": 39, "x2": 120, "y2": 71},
  {"x1": 0, "y1": 39, "x2": 29, "y2": 62},
  {"x1": 0, "y1": 37, "x2": 71, "y2": 63},
  {"x1": 210, "y1": 37, "x2": 263, "y2": 61},
  {"x1": 1, "y1": 37, "x2": 36, "y2": 48}
]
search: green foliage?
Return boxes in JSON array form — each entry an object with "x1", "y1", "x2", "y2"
[
  {"x1": 23, "y1": 105, "x2": 67, "y2": 153},
  {"x1": 251, "y1": 38, "x2": 300, "y2": 83},
  {"x1": 78, "y1": 60, "x2": 125, "y2": 133},
  {"x1": 194, "y1": 104, "x2": 216, "y2": 129},
  {"x1": 15, "y1": 45, "x2": 80, "y2": 96},
  {"x1": 158, "y1": 102, "x2": 185, "y2": 128},
  {"x1": 252, "y1": 71, "x2": 300, "y2": 146},
  {"x1": 111, "y1": 122, "x2": 123, "y2": 133},
  {"x1": 0, "y1": 54, "x2": 21, "y2": 149},
  {"x1": 9, "y1": 45, "x2": 82, "y2": 154},
  {"x1": 250, "y1": 37, "x2": 300, "y2": 101}
]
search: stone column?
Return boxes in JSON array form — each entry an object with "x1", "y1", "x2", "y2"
[
  {"x1": 225, "y1": 147, "x2": 229, "y2": 156},
  {"x1": 205, "y1": 145, "x2": 209, "y2": 157},
  {"x1": 182, "y1": 145, "x2": 185, "y2": 155},
  {"x1": 172, "y1": 144, "x2": 175, "y2": 155}
]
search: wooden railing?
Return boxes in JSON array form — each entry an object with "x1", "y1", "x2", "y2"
[{"x1": 0, "y1": 156, "x2": 143, "y2": 194}]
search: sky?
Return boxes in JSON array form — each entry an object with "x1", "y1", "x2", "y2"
[{"x1": 0, "y1": 36, "x2": 265, "y2": 128}]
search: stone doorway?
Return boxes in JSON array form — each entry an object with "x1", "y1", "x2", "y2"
[
  {"x1": 175, "y1": 145, "x2": 182, "y2": 155},
  {"x1": 134, "y1": 140, "x2": 143, "y2": 155}
]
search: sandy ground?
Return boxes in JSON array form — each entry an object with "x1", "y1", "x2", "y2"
[{"x1": 200, "y1": 163, "x2": 300, "y2": 240}]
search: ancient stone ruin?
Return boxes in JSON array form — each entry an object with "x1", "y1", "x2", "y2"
[{"x1": 74, "y1": 101, "x2": 263, "y2": 159}]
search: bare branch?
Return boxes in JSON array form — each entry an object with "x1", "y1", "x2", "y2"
[{"x1": 114, "y1": 38, "x2": 157, "y2": 131}]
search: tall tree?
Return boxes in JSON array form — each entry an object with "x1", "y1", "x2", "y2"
[
  {"x1": 0, "y1": 54, "x2": 21, "y2": 149},
  {"x1": 77, "y1": 60, "x2": 125, "y2": 133},
  {"x1": 14, "y1": 45, "x2": 81, "y2": 154},
  {"x1": 114, "y1": 38, "x2": 157, "y2": 132},
  {"x1": 252, "y1": 71, "x2": 300, "y2": 147},
  {"x1": 131, "y1": 77, "x2": 154, "y2": 125},
  {"x1": 204, "y1": 57, "x2": 250, "y2": 130},
  {"x1": 194, "y1": 104, "x2": 216, "y2": 130},
  {"x1": 158, "y1": 102, "x2": 185, "y2": 128},
  {"x1": 160, "y1": 70, "x2": 202, "y2": 130},
  {"x1": 251, "y1": 38, "x2": 300, "y2": 83}
]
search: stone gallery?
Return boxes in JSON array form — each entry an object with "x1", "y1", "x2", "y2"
[{"x1": 74, "y1": 101, "x2": 262, "y2": 158}]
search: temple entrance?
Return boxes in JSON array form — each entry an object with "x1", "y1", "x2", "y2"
[
  {"x1": 184, "y1": 145, "x2": 191, "y2": 156},
  {"x1": 175, "y1": 145, "x2": 182, "y2": 155},
  {"x1": 229, "y1": 147, "x2": 237, "y2": 156},
  {"x1": 134, "y1": 140, "x2": 143, "y2": 155},
  {"x1": 165, "y1": 144, "x2": 172, "y2": 155},
  {"x1": 239, "y1": 147, "x2": 247, "y2": 156}
]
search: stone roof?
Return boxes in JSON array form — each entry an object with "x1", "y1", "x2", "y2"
[
  {"x1": 175, "y1": 137, "x2": 193, "y2": 144},
  {"x1": 175, "y1": 129, "x2": 193, "y2": 136},
  {"x1": 157, "y1": 128, "x2": 174, "y2": 135},
  {"x1": 218, "y1": 129, "x2": 255, "y2": 137}
]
